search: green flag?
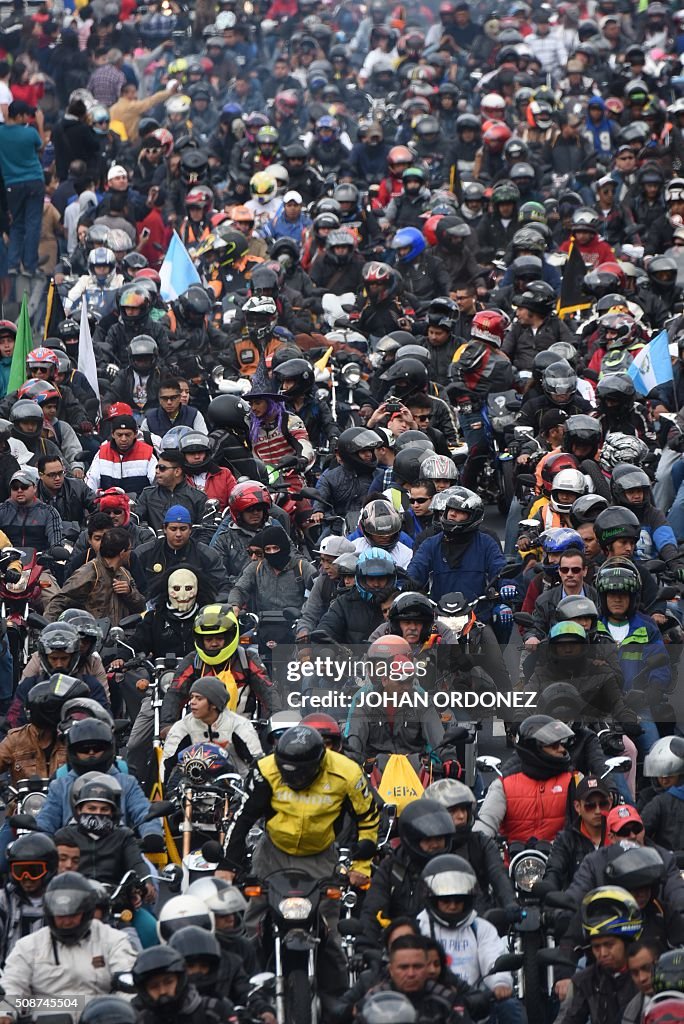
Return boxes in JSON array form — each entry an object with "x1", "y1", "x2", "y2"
[{"x1": 8, "y1": 293, "x2": 33, "y2": 393}]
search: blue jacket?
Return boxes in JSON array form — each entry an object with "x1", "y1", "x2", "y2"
[
  {"x1": 36, "y1": 765, "x2": 162, "y2": 838},
  {"x1": 597, "y1": 612, "x2": 671, "y2": 692},
  {"x1": 406, "y1": 530, "x2": 506, "y2": 617},
  {"x1": 0, "y1": 357, "x2": 12, "y2": 399}
]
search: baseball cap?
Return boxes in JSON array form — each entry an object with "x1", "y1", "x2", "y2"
[
  {"x1": 314, "y1": 536, "x2": 356, "y2": 557},
  {"x1": 107, "y1": 165, "x2": 128, "y2": 181},
  {"x1": 111, "y1": 415, "x2": 137, "y2": 432},
  {"x1": 10, "y1": 469, "x2": 37, "y2": 487},
  {"x1": 164, "y1": 505, "x2": 192, "y2": 525},
  {"x1": 283, "y1": 190, "x2": 303, "y2": 204},
  {"x1": 8, "y1": 100, "x2": 36, "y2": 118},
  {"x1": 575, "y1": 775, "x2": 611, "y2": 802},
  {"x1": 606, "y1": 804, "x2": 643, "y2": 833}
]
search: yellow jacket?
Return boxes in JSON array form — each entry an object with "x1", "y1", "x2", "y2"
[{"x1": 224, "y1": 749, "x2": 379, "y2": 874}]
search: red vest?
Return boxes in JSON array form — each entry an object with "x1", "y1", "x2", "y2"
[{"x1": 501, "y1": 770, "x2": 573, "y2": 844}]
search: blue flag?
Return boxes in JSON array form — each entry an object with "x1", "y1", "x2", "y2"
[
  {"x1": 627, "y1": 330, "x2": 673, "y2": 397},
  {"x1": 159, "y1": 231, "x2": 201, "y2": 301}
]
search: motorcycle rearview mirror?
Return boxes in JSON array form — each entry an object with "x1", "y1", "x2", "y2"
[
  {"x1": 113, "y1": 973, "x2": 136, "y2": 994},
  {"x1": 118, "y1": 613, "x2": 144, "y2": 629},
  {"x1": 658, "y1": 585, "x2": 679, "y2": 602},
  {"x1": 485, "y1": 953, "x2": 524, "y2": 976},
  {"x1": 201, "y1": 840, "x2": 224, "y2": 864},
  {"x1": 282, "y1": 607, "x2": 301, "y2": 622},
  {"x1": 602, "y1": 756, "x2": 632, "y2": 776},
  {"x1": 476, "y1": 755, "x2": 502, "y2": 773},
  {"x1": 108, "y1": 626, "x2": 125, "y2": 645},
  {"x1": 642, "y1": 558, "x2": 666, "y2": 574},
  {"x1": 353, "y1": 839, "x2": 378, "y2": 861},
  {"x1": 112, "y1": 719, "x2": 131, "y2": 736},
  {"x1": 47, "y1": 545, "x2": 71, "y2": 562},
  {"x1": 159, "y1": 864, "x2": 183, "y2": 891},
  {"x1": 513, "y1": 612, "x2": 535, "y2": 627},
  {"x1": 438, "y1": 591, "x2": 467, "y2": 614},
  {"x1": 337, "y1": 919, "x2": 363, "y2": 937},
  {"x1": 443, "y1": 724, "x2": 470, "y2": 743},
  {"x1": 249, "y1": 973, "x2": 276, "y2": 992},
  {"x1": 298, "y1": 486, "x2": 322, "y2": 501},
  {"x1": 536, "y1": 949, "x2": 578, "y2": 969},
  {"x1": 26, "y1": 611, "x2": 48, "y2": 631},
  {"x1": 144, "y1": 800, "x2": 176, "y2": 820},
  {"x1": 516, "y1": 474, "x2": 536, "y2": 489}
]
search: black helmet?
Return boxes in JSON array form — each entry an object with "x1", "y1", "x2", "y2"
[
  {"x1": 611, "y1": 463, "x2": 651, "y2": 511},
  {"x1": 393, "y1": 445, "x2": 432, "y2": 486},
  {"x1": 57, "y1": 318, "x2": 80, "y2": 347},
  {"x1": 542, "y1": 360, "x2": 577, "y2": 403},
  {"x1": 8, "y1": 831, "x2": 58, "y2": 887},
  {"x1": 179, "y1": 430, "x2": 214, "y2": 472},
  {"x1": 512, "y1": 226, "x2": 546, "y2": 255},
  {"x1": 563, "y1": 414, "x2": 602, "y2": 458},
  {"x1": 38, "y1": 623, "x2": 81, "y2": 675},
  {"x1": 605, "y1": 846, "x2": 665, "y2": 890},
  {"x1": 570, "y1": 494, "x2": 609, "y2": 526},
  {"x1": 515, "y1": 715, "x2": 574, "y2": 774},
  {"x1": 398, "y1": 798, "x2": 455, "y2": 864},
  {"x1": 79, "y1": 998, "x2": 138, "y2": 1024},
  {"x1": 132, "y1": 946, "x2": 188, "y2": 1009},
  {"x1": 66, "y1": 718, "x2": 115, "y2": 775},
  {"x1": 511, "y1": 255, "x2": 543, "y2": 283},
  {"x1": 380, "y1": 357, "x2": 429, "y2": 398},
  {"x1": 206, "y1": 394, "x2": 250, "y2": 434},
  {"x1": 518, "y1": 280, "x2": 556, "y2": 317},
  {"x1": 59, "y1": 610, "x2": 103, "y2": 658},
  {"x1": 359, "y1": 992, "x2": 417, "y2": 1024},
  {"x1": 532, "y1": 350, "x2": 561, "y2": 385},
  {"x1": 168, "y1": 924, "x2": 222, "y2": 982},
  {"x1": 648, "y1": 255, "x2": 678, "y2": 294},
  {"x1": 333, "y1": 182, "x2": 359, "y2": 206},
  {"x1": 594, "y1": 507, "x2": 641, "y2": 550},
  {"x1": 548, "y1": 340, "x2": 578, "y2": 367},
  {"x1": 70, "y1": 771, "x2": 122, "y2": 819},
  {"x1": 421, "y1": 853, "x2": 477, "y2": 927},
  {"x1": 27, "y1": 675, "x2": 89, "y2": 730},
  {"x1": 337, "y1": 426, "x2": 382, "y2": 472},
  {"x1": 393, "y1": 430, "x2": 434, "y2": 453},
  {"x1": 129, "y1": 335, "x2": 158, "y2": 370},
  {"x1": 176, "y1": 285, "x2": 212, "y2": 325},
  {"x1": 389, "y1": 591, "x2": 434, "y2": 625},
  {"x1": 653, "y1": 949, "x2": 684, "y2": 995},
  {"x1": 275, "y1": 725, "x2": 326, "y2": 791},
  {"x1": 596, "y1": 372, "x2": 636, "y2": 413},
  {"x1": 44, "y1": 872, "x2": 97, "y2": 945},
  {"x1": 271, "y1": 237, "x2": 301, "y2": 267},
  {"x1": 273, "y1": 357, "x2": 315, "y2": 399},
  {"x1": 441, "y1": 486, "x2": 484, "y2": 536},
  {"x1": 595, "y1": 556, "x2": 642, "y2": 618},
  {"x1": 118, "y1": 283, "x2": 151, "y2": 326},
  {"x1": 396, "y1": 344, "x2": 430, "y2": 366}
]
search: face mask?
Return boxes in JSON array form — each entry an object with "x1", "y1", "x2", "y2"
[
  {"x1": 264, "y1": 548, "x2": 290, "y2": 570},
  {"x1": 78, "y1": 814, "x2": 115, "y2": 837},
  {"x1": 168, "y1": 568, "x2": 199, "y2": 612}
]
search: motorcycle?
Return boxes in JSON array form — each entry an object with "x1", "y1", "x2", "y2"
[
  {"x1": 0, "y1": 548, "x2": 57, "y2": 684},
  {"x1": 452, "y1": 390, "x2": 520, "y2": 512}
]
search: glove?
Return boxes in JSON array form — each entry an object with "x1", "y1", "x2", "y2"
[
  {"x1": 494, "y1": 603, "x2": 513, "y2": 627},
  {"x1": 141, "y1": 833, "x2": 166, "y2": 854},
  {"x1": 505, "y1": 903, "x2": 523, "y2": 924},
  {"x1": 79, "y1": 421, "x2": 94, "y2": 434},
  {"x1": 500, "y1": 583, "x2": 518, "y2": 601}
]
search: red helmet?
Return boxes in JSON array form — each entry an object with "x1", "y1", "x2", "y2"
[
  {"x1": 362, "y1": 261, "x2": 393, "y2": 284},
  {"x1": 422, "y1": 213, "x2": 444, "y2": 247},
  {"x1": 27, "y1": 346, "x2": 59, "y2": 376},
  {"x1": 470, "y1": 310, "x2": 509, "y2": 348},
  {"x1": 185, "y1": 186, "x2": 214, "y2": 214},
  {"x1": 301, "y1": 712, "x2": 342, "y2": 751},
  {"x1": 644, "y1": 999, "x2": 684, "y2": 1024},
  {"x1": 481, "y1": 93, "x2": 507, "y2": 120},
  {"x1": 275, "y1": 90, "x2": 299, "y2": 115},
  {"x1": 387, "y1": 145, "x2": 413, "y2": 172},
  {"x1": 151, "y1": 128, "x2": 174, "y2": 156},
  {"x1": 540, "y1": 452, "x2": 580, "y2": 494},
  {"x1": 594, "y1": 261, "x2": 626, "y2": 291},
  {"x1": 228, "y1": 480, "x2": 271, "y2": 523},
  {"x1": 135, "y1": 268, "x2": 162, "y2": 286},
  {"x1": 483, "y1": 122, "x2": 512, "y2": 150},
  {"x1": 19, "y1": 380, "x2": 60, "y2": 404},
  {"x1": 0, "y1": 320, "x2": 17, "y2": 336}
]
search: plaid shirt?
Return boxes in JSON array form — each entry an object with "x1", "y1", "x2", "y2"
[
  {"x1": 525, "y1": 32, "x2": 568, "y2": 71},
  {"x1": 87, "y1": 64, "x2": 126, "y2": 107}
]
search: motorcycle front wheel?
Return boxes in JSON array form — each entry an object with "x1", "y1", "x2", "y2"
[{"x1": 285, "y1": 967, "x2": 314, "y2": 1024}]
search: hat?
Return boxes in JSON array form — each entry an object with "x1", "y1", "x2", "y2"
[
  {"x1": 606, "y1": 804, "x2": 643, "y2": 833},
  {"x1": 10, "y1": 469, "x2": 37, "y2": 487},
  {"x1": 600, "y1": 13, "x2": 619, "y2": 25},
  {"x1": 110, "y1": 415, "x2": 137, "y2": 432},
  {"x1": 283, "y1": 190, "x2": 303, "y2": 204},
  {"x1": 575, "y1": 775, "x2": 611, "y2": 801},
  {"x1": 333, "y1": 552, "x2": 358, "y2": 574},
  {"x1": 164, "y1": 505, "x2": 192, "y2": 525},
  {"x1": 597, "y1": 173, "x2": 616, "y2": 189},
  {"x1": 8, "y1": 100, "x2": 36, "y2": 118},
  {"x1": 540, "y1": 408, "x2": 568, "y2": 432},
  {"x1": 254, "y1": 524, "x2": 291, "y2": 553},
  {"x1": 314, "y1": 536, "x2": 356, "y2": 557},
  {"x1": 190, "y1": 676, "x2": 228, "y2": 712},
  {"x1": 107, "y1": 165, "x2": 128, "y2": 181}
]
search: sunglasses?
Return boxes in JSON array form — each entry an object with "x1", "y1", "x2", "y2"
[
  {"x1": 413, "y1": 413, "x2": 431, "y2": 422},
  {"x1": 583, "y1": 798, "x2": 611, "y2": 811},
  {"x1": 559, "y1": 566, "x2": 583, "y2": 575},
  {"x1": 10, "y1": 482, "x2": 30, "y2": 491},
  {"x1": 157, "y1": 465, "x2": 175, "y2": 472},
  {"x1": 410, "y1": 496, "x2": 430, "y2": 504},
  {"x1": 10, "y1": 861, "x2": 49, "y2": 882},
  {"x1": 74, "y1": 743, "x2": 109, "y2": 755},
  {"x1": 41, "y1": 470, "x2": 64, "y2": 479},
  {"x1": 546, "y1": 740, "x2": 567, "y2": 750},
  {"x1": 616, "y1": 823, "x2": 643, "y2": 837}
]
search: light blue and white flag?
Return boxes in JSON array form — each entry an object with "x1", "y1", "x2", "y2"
[
  {"x1": 159, "y1": 231, "x2": 201, "y2": 301},
  {"x1": 78, "y1": 297, "x2": 101, "y2": 413},
  {"x1": 627, "y1": 329, "x2": 673, "y2": 396}
]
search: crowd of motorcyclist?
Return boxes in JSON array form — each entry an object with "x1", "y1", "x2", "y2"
[{"x1": 3, "y1": 0, "x2": 684, "y2": 1022}]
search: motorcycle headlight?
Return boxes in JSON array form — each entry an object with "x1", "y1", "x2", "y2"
[
  {"x1": 342, "y1": 362, "x2": 361, "y2": 385},
  {"x1": 511, "y1": 852, "x2": 547, "y2": 893},
  {"x1": 22, "y1": 791, "x2": 46, "y2": 815},
  {"x1": 6, "y1": 568, "x2": 31, "y2": 594},
  {"x1": 159, "y1": 671, "x2": 174, "y2": 694},
  {"x1": 211, "y1": 365, "x2": 225, "y2": 385},
  {"x1": 278, "y1": 897, "x2": 312, "y2": 920}
]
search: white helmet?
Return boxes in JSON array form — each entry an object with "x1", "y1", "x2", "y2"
[
  {"x1": 550, "y1": 468, "x2": 587, "y2": 514},
  {"x1": 644, "y1": 736, "x2": 684, "y2": 779},
  {"x1": 666, "y1": 176, "x2": 684, "y2": 204},
  {"x1": 419, "y1": 454, "x2": 458, "y2": 482},
  {"x1": 166, "y1": 94, "x2": 191, "y2": 116},
  {"x1": 157, "y1": 895, "x2": 215, "y2": 942},
  {"x1": 423, "y1": 779, "x2": 476, "y2": 808},
  {"x1": 263, "y1": 163, "x2": 289, "y2": 191}
]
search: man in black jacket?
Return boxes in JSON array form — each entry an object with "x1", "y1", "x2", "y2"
[
  {"x1": 543, "y1": 775, "x2": 611, "y2": 892},
  {"x1": 131, "y1": 507, "x2": 226, "y2": 597},
  {"x1": 134, "y1": 453, "x2": 207, "y2": 532},
  {"x1": 37, "y1": 455, "x2": 96, "y2": 527}
]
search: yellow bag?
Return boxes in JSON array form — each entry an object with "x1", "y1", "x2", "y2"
[{"x1": 378, "y1": 754, "x2": 424, "y2": 814}]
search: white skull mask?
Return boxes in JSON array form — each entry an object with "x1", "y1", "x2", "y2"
[{"x1": 168, "y1": 568, "x2": 198, "y2": 612}]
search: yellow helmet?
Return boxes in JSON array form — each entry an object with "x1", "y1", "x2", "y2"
[
  {"x1": 250, "y1": 171, "x2": 276, "y2": 203},
  {"x1": 193, "y1": 604, "x2": 240, "y2": 666},
  {"x1": 581, "y1": 886, "x2": 642, "y2": 940}
]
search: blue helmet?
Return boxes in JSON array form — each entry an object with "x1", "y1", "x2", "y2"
[
  {"x1": 392, "y1": 227, "x2": 427, "y2": 263},
  {"x1": 541, "y1": 527, "x2": 585, "y2": 554},
  {"x1": 355, "y1": 546, "x2": 397, "y2": 603}
]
